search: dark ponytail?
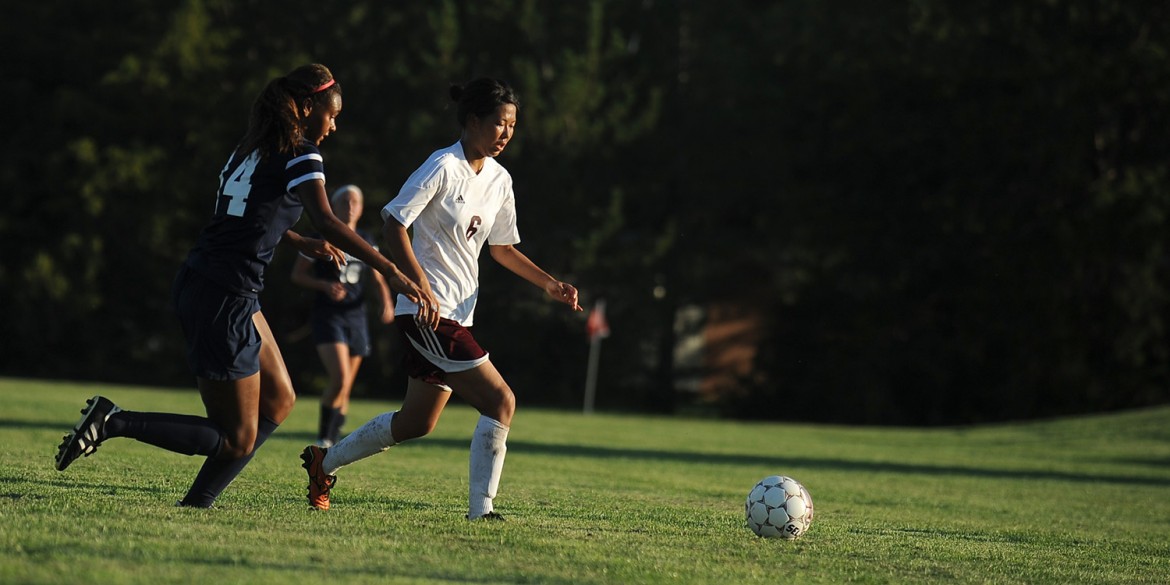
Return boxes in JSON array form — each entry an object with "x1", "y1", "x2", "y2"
[
  {"x1": 238, "y1": 64, "x2": 341, "y2": 158},
  {"x1": 450, "y1": 78, "x2": 519, "y2": 127}
]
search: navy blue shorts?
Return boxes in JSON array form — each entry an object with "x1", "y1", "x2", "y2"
[
  {"x1": 311, "y1": 307, "x2": 371, "y2": 357},
  {"x1": 172, "y1": 264, "x2": 261, "y2": 381}
]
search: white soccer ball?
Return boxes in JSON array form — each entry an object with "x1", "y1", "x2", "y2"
[{"x1": 745, "y1": 475, "x2": 814, "y2": 539}]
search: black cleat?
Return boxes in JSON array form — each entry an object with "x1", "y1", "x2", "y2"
[
  {"x1": 55, "y1": 396, "x2": 121, "y2": 471},
  {"x1": 467, "y1": 511, "x2": 507, "y2": 521}
]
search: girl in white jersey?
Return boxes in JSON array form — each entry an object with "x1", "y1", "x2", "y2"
[{"x1": 301, "y1": 78, "x2": 582, "y2": 519}]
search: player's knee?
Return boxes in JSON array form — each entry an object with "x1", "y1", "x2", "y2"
[
  {"x1": 219, "y1": 432, "x2": 257, "y2": 459},
  {"x1": 269, "y1": 389, "x2": 296, "y2": 419},
  {"x1": 483, "y1": 385, "x2": 515, "y2": 424},
  {"x1": 498, "y1": 387, "x2": 516, "y2": 418},
  {"x1": 394, "y1": 416, "x2": 437, "y2": 441},
  {"x1": 218, "y1": 441, "x2": 254, "y2": 460}
]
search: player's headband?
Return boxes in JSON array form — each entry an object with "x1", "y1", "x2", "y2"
[{"x1": 311, "y1": 79, "x2": 336, "y2": 93}]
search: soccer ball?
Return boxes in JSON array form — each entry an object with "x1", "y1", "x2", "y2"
[{"x1": 745, "y1": 475, "x2": 814, "y2": 539}]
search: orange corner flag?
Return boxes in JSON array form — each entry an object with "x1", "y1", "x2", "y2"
[{"x1": 586, "y1": 299, "x2": 610, "y2": 341}]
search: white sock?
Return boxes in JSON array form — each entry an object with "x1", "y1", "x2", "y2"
[
  {"x1": 468, "y1": 415, "x2": 509, "y2": 518},
  {"x1": 322, "y1": 411, "x2": 397, "y2": 475}
]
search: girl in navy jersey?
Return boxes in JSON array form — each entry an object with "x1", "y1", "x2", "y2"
[
  {"x1": 301, "y1": 78, "x2": 582, "y2": 519},
  {"x1": 291, "y1": 184, "x2": 395, "y2": 448},
  {"x1": 55, "y1": 64, "x2": 439, "y2": 508}
]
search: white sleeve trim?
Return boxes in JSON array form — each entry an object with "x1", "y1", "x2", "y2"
[
  {"x1": 286, "y1": 153, "x2": 323, "y2": 169},
  {"x1": 287, "y1": 172, "x2": 325, "y2": 192}
]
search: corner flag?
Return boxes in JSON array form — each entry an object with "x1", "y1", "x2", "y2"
[
  {"x1": 585, "y1": 299, "x2": 610, "y2": 341},
  {"x1": 583, "y1": 299, "x2": 609, "y2": 414}
]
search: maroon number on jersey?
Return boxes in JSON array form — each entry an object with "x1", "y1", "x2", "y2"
[{"x1": 465, "y1": 216, "x2": 482, "y2": 240}]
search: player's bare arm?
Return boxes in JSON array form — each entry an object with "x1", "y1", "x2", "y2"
[
  {"x1": 489, "y1": 244, "x2": 582, "y2": 311},
  {"x1": 284, "y1": 229, "x2": 346, "y2": 271},
  {"x1": 294, "y1": 180, "x2": 435, "y2": 319},
  {"x1": 382, "y1": 218, "x2": 442, "y2": 329},
  {"x1": 371, "y1": 269, "x2": 396, "y2": 324}
]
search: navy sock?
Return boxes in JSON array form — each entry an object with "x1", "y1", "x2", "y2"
[
  {"x1": 329, "y1": 411, "x2": 347, "y2": 444},
  {"x1": 106, "y1": 411, "x2": 224, "y2": 457},
  {"x1": 179, "y1": 415, "x2": 279, "y2": 508},
  {"x1": 317, "y1": 405, "x2": 339, "y2": 442}
]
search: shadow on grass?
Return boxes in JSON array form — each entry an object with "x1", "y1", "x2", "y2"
[
  {"x1": 1107, "y1": 457, "x2": 1170, "y2": 469},
  {"x1": 5, "y1": 419, "x2": 1168, "y2": 488},
  {"x1": 0, "y1": 419, "x2": 75, "y2": 432},
  {"x1": 0, "y1": 472, "x2": 173, "y2": 496},
  {"x1": 404, "y1": 437, "x2": 1170, "y2": 488}
]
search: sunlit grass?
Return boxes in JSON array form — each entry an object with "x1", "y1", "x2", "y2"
[{"x1": 2, "y1": 378, "x2": 1169, "y2": 584}]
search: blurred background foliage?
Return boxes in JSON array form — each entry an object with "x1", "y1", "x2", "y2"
[{"x1": 3, "y1": 0, "x2": 1168, "y2": 424}]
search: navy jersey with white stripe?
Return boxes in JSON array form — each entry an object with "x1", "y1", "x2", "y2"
[
  {"x1": 186, "y1": 142, "x2": 325, "y2": 297},
  {"x1": 307, "y1": 229, "x2": 376, "y2": 310}
]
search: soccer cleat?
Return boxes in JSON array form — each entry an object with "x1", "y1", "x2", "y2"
[
  {"x1": 467, "y1": 511, "x2": 506, "y2": 521},
  {"x1": 175, "y1": 500, "x2": 212, "y2": 509},
  {"x1": 300, "y1": 445, "x2": 336, "y2": 510},
  {"x1": 176, "y1": 498, "x2": 213, "y2": 509},
  {"x1": 55, "y1": 395, "x2": 122, "y2": 472}
]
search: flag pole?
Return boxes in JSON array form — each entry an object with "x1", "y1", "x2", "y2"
[
  {"x1": 583, "y1": 299, "x2": 609, "y2": 415},
  {"x1": 584, "y1": 334, "x2": 601, "y2": 414}
]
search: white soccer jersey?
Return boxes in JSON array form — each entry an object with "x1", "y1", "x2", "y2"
[{"x1": 382, "y1": 142, "x2": 521, "y2": 326}]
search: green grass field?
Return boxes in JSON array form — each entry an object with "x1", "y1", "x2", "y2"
[{"x1": 2, "y1": 378, "x2": 1168, "y2": 584}]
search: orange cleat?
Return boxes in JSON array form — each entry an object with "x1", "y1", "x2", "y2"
[{"x1": 300, "y1": 445, "x2": 336, "y2": 510}]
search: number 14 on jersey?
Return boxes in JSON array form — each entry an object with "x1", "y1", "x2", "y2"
[{"x1": 217, "y1": 151, "x2": 260, "y2": 217}]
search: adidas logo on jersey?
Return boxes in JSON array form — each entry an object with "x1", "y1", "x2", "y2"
[{"x1": 455, "y1": 195, "x2": 465, "y2": 203}]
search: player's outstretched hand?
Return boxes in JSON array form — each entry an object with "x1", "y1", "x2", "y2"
[
  {"x1": 387, "y1": 270, "x2": 441, "y2": 330},
  {"x1": 545, "y1": 280, "x2": 583, "y2": 311},
  {"x1": 299, "y1": 237, "x2": 348, "y2": 271}
]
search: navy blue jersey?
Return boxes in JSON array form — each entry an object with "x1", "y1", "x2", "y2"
[
  {"x1": 308, "y1": 229, "x2": 376, "y2": 310},
  {"x1": 185, "y1": 142, "x2": 325, "y2": 297}
]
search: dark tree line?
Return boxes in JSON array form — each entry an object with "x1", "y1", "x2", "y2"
[{"x1": 4, "y1": 1, "x2": 1168, "y2": 424}]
